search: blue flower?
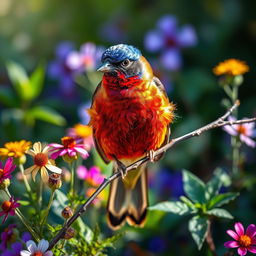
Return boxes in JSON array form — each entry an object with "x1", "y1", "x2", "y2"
[
  {"x1": 148, "y1": 236, "x2": 167, "y2": 253},
  {"x1": 144, "y1": 15, "x2": 197, "y2": 71}
]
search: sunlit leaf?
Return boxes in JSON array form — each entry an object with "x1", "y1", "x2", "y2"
[
  {"x1": 208, "y1": 192, "x2": 239, "y2": 209},
  {"x1": 206, "y1": 208, "x2": 233, "y2": 219},
  {"x1": 29, "y1": 63, "x2": 45, "y2": 100},
  {"x1": 149, "y1": 201, "x2": 191, "y2": 215}
]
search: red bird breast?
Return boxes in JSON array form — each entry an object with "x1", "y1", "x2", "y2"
[{"x1": 89, "y1": 73, "x2": 175, "y2": 161}]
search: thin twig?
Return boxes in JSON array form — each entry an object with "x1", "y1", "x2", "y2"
[{"x1": 49, "y1": 100, "x2": 256, "y2": 249}]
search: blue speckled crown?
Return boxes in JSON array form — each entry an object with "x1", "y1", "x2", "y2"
[{"x1": 101, "y1": 44, "x2": 141, "y2": 63}]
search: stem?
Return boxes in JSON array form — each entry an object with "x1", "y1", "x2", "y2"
[
  {"x1": 206, "y1": 222, "x2": 217, "y2": 256},
  {"x1": 19, "y1": 164, "x2": 31, "y2": 193},
  {"x1": 38, "y1": 179, "x2": 43, "y2": 211},
  {"x1": 4, "y1": 189, "x2": 40, "y2": 241},
  {"x1": 231, "y1": 137, "x2": 241, "y2": 177},
  {"x1": 70, "y1": 161, "x2": 75, "y2": 198}
]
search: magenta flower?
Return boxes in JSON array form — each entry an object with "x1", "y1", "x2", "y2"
[
  {"x1": 0, "y1": 158, "x2": 16, "y2": 184},
  {"x1": 223, "y1": 117, "x2": 256, "y2": 148},
  {"x1": 77, "y1": 166, "x2": 105, "y2": 186},
  {"x1": 49, "y1": 137, "x2": 89, "y2": 160},
  {"x1": 224, "y1": 222, "x2": 256, "y2": 255},
  {"x1": 0, "y1": 196, "x2": 20, "y2": 224}
]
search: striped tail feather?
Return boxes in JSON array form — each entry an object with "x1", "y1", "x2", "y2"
[{"x1": 107, "y1": 164, "x2": 148, "y2": 230}]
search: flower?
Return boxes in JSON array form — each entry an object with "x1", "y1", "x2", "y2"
[
  {"x1": 77, "y1": 166, "x2": 105, "y2": 186},
  {"x1": 0, "y1": 158, "x2": 16, "y2": 184},
  {"x1": 20, "y1": 239, "x2": 53, "y2": 256},
  {"x1": 78, "y1": 102, "x2": 91, "y2": 125},
  {"x1": 49, "y1": 137, "x2": 89, "y2": 161},
  {"x1": 86, "y1": 187, "x2": 107, "y2": 205},
  {"x1": 0, "y1": 196, "x2": 20, "y2": 224},
  {"x1": 144, "y1": 15, "x2": 197, "y2": 70},
  {"x1": 213, "y1": 59, "x2": 249, "y2": 76},
  {"x1": 0, "y1": 140, "x2": 31, "y2": 162},
  {"x1": 224, "y1": 222, "x2": 256, "y2": 255},
  {"x1": 0, "y1": 224, "x2": 17, "y2": 250},
  {"x1": 25, "y1": 142, "x2": 62, "y2": 183},
  {"x1": 223, "y1": 117, "x2": 256, "y2": 148},
  {"x1": 66, "y1": 42, "x2": 104, "y2": 72},
  {"x1": 67, "y1": 124, "x2": 94, "y2": 151}
]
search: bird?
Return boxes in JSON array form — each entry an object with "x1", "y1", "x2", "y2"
[{"x1": 88, "y1": 44, "x2": 175, "y2": 230}]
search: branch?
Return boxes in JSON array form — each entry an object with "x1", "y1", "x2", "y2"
[{"x1": 49, "y1": 100, "x2": 256, "y2": 249}]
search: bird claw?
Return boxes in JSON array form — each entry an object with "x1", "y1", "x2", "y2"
[
  {"x1": 148, "y1": 150, "x2": 156, "y2": 162},
  {"x1": 115, "y1": 159, "x2": 127, "y2": 179}
]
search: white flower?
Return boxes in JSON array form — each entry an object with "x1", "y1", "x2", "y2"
[{"x1": 20, "y1": 239, "x2": 53, "y2": 256}]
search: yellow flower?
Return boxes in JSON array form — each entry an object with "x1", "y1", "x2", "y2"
[
  {"x1": 24, "y1": 142, "x2": 62, "y2": 183},
  {"x1": 0, "y1": 140, "x2": 31, "y2": 159},
  {"x1": 213, "y1": 59, "x2": 249, "y2": 76},
  {"x1": 69, "y1": 124, "x2": 92, "y2": 138}
]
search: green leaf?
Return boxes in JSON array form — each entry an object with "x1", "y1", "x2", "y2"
[
  {"x1": 0, "y1": 86, "x2": 18, "y2": 107},
  {"x1": 25, "y1": 106, "x2": 66, "y2": 126},
  {"x1": 149, "y1": 201, "x2": 191, "y2": 215},
  {"x1": 182, "y1": 170, "x2": 206, "y2": 203},
  {"x1": 6, "y1": 61, "x2": 30, "y2": 100},
  {"x1": 188, "y1": 216, "x2": 209, "y2": 250},
  {"x1": 55, "y1": 189, "x2": 68, "y2": 208},
  {"x1": 28, "y1": 63, "x2": 45, "y2": 100},
  {"x1": 208, "y1": 192, "x2": 239, "y2": 209},
  {"x1": 18, "y1": 200, "x2": 30, "y2": 206},
  {"x1": 206, "y1": 208, "x2": 233, "y2": 219}
]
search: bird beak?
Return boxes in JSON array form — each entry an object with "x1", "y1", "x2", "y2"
[{"x1": 97, "y1": 62, "x2": 115, "y2": 73}]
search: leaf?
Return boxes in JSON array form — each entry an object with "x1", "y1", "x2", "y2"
[
  {"x1": 6, "y1": 61, "x2": 30, "y2": 100},
  {"x1": 182, "y1": 170, "x2": 206, "y2": 203},
  {"x1": 55, "y1": 189, "x2": 68, "y2": 208},
  {"x1": 29, "y1": 63, "x2": 45, "y2": 100},
  {"x1": 208, "y1": 192, "x2": 239, "y2": 209},
  {"x1": 188, "y1": 216, "x2": 209, "y2": 250},
  {"x1": 18, "y1": 200, "x2": 30, "y2": 206},
  {"x1": 0, "y1": 86, "x2": 18, "y2": 107},
  {"x1": 149, "y1": 201, "x2": 191, "y2": 215},
  {"x1": 25, "y1": 106, "x2": 66, "y2": 126},
  {"x1": 206, "y1": 208, "x2": 233, "y2": 219}
]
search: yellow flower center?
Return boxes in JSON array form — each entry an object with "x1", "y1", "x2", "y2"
[
  {"x1": 239, "y1": 235, "x2": 251, "y2": 247},
  {"x1": 34, "y1": 153, "x2": 48, "y2": 167},
  {"x1": 32, "y1": 251, "x2": 43, "y2": 256},
  {"x1": 74, "y1": 124, "x2": 92, "y2": 138},
  {"x1": 1, "y1": 201, "x2": 12, "y2": 212},
  {"x1": 61, "y1": 137, "x2": 76, "y2": 148},
  {"x1": 0, "y1": 169, "x2": 4, "y2": 178},
  {"x1": 237, "y1": 125, "x2": 247, "y2": 135}
]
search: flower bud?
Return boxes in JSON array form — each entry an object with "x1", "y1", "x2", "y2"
[
  {"x1": 0, "y1": 178, "x2": 10, "y2": 190},
  {"x1": 232, "y1": 75, "x2": 243, "y2": 87},
  {"x1": 61, "y1": 206, "x2": 73, "y2": 219},
  {"x1": 62, "y1": 154, "x2": 77, "y2": 163},
  {"x1": 14, "y1": 155, "x2": 26, "y2": 165},
  {"x1": 61, "y1": 168, "x2": 71, "y2": 183},
  {"x1": 48, "y1": 173, "x2": 62, "y2": 190},
  {"x1": 63, "y1": 227, "x2": 75, "y2": 240}
]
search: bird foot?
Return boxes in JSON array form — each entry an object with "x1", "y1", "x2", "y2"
[
  {"x1": 147, "y1": 150, "x2": 157, "y2": 162},
  {"x1": 115, "y1": 159, "x2": 127, "y2": 179}
]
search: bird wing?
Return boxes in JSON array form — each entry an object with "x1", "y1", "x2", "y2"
[
  {"x1": 90, "y1": 82, "x2": 110, "y2": 164},
  {"x1": 152, "y1": 76, "x2": 168, "y2": 97}
]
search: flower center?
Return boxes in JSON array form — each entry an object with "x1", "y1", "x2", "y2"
[
  {"x1": 237, "y1": 125, "x2": 246, "y2": 135},
  {"x1": 239, "y1": 235, "x2": 251, "y2": 247},
  {"x1": 74, "y1": 124, "x2": 92, "y2": 138},
  {"x1": 1, "y1": 201, "x2": 12, "y2": 212},
  {"x1": 32, "y1": 251, "x2": 43, "y2": 256},
  {"x1": 0, "y1": 169, "x2": 4, "y2": 178},
  {"x1": 61, "y1": 137, "x2": 76, "y2": 148},
  {"x1": 34, "y1": 153, "x2": 48, "y2": 167}
]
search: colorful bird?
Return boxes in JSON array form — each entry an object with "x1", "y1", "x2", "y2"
[{"x1": 88, "y1": 44, "x2": 175, "y2": 229}]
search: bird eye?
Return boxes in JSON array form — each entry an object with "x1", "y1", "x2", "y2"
[{"x1": 121, "y1": 59, "x2": 130, "y2": 67}]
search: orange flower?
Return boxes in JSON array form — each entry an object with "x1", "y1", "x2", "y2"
[
  {"x1": 213, "y1": 59, "x2": 249, "y2": 76},
  {"x1": 0, "y1": 140, "x2": 31, "y2": 159}
]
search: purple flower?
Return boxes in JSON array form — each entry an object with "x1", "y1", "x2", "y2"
[
  {"x1": 224, "y1": 222, "x2": 256, "y2": 255},
  {"x1": 0, "y1": 158, "x2": 16, "y2": 184},
  {"x1": 78, "y1": 102, "x2": 91, "y2": 125},
  {"x1": 223, "y1": 116, "x2": 256, "y2": 148},
  {"x1": 144, "y1": 15, "x2": 197, "y2": 71},
  {"x1": 0, "y1": 224, "x2": 16, "y2": 250},
  {"x1": 77, "y1": 165, "x2": 105, "y2": 186},
  {"x1": 66, "y1": 42, "x2": 104, "y2": 72},
  {"x1": 1, "y1": 242, "x2": 23, "y2": 256}
]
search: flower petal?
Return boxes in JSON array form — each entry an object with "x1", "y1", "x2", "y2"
[
  {"x1": 248, "y1": 246, "x2": 256, "y2": 253},
  {"x1": 235, "y1": 222, "x2": 244, "y2": 236},
  {"x1": 76, "y1": 165, "x2": 88, "y2": 179},
  {"x1": 45, "y1": 164, "x2": 62, "y2": 174},
  {"x1": 24, "y1": 165, "x2": 36, "y2": 175},
  {"x1": 26, "y1": 240, "x2": 37, "y2": 253},
  {"x1": 224, "y1": 241, "x2": 239, "y2": 248},
  {"x1": 44, "y1": 251, "x2": 53, "y2": 256},
  {"x1": 33, "y1": 142, "x2": 41, "y2": 153},
  {"x1": 31, "y1": 167, "x2": 40, "y2": 181},
  {"x1": 4, "y1": 158, "x2": 13, "y2": 172},
  {"x1": 246, "y1": 224, "x2": 256, "y2": 238},
  {"x1": 240, "y1": 134, "x2": 256, "y2": 148},
  {"x1": 238, "y1": 247, "x2": 247, "y2": 256},
  {"x1": 40, "y1": 167, "x2": 49, "y2": 183},
  {"x1": 74, "y1": 147, "x2": 89, "y2": 158},
  {"x1": 227, "y1": 229, "x2": 239, "y2": 240},
  {"x1": 20, "y1": 250, "x2": 31, "y2": 256},
  {"x1": 223, "y1": 125, "x2": 238, "y2": 136},
  {"x1": 38, "y1": 239, "x2": 49, "y2": 253}
]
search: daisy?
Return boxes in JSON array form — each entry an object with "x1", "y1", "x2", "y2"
[
  {"x1": 25, "y1": 142, "x2": 62, "y2": 183},
  {"x1": 20, "y1": 239, "x2": 53, "y2": 256}
]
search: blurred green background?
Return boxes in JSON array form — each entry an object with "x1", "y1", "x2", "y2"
[{"x1": 0, "y1": 0, "x2": 256, "y2": 255}]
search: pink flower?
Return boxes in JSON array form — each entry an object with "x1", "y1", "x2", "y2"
[
  {"x1": 223, "y1": 116, "x2": 256, "y2": 148},
  {"x1": 0, "y1": 157, "x2": 16, "y2": 184},
  {"x1": 224, "y1": 222, "x2": 256, "y2": 255},
  {"x1": 77, "y1": 166, "x2": 105, "y2": 186},
  {"x1": 0, "y1": 196, "x2": 20, "y2": 224},
  {"x1": 49, "y1": 136, "x2": 89, "y2": 161}
]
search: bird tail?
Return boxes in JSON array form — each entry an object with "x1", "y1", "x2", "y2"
[{"x1": 107, "y1": 163, "x2": 148, "y2": 230}]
